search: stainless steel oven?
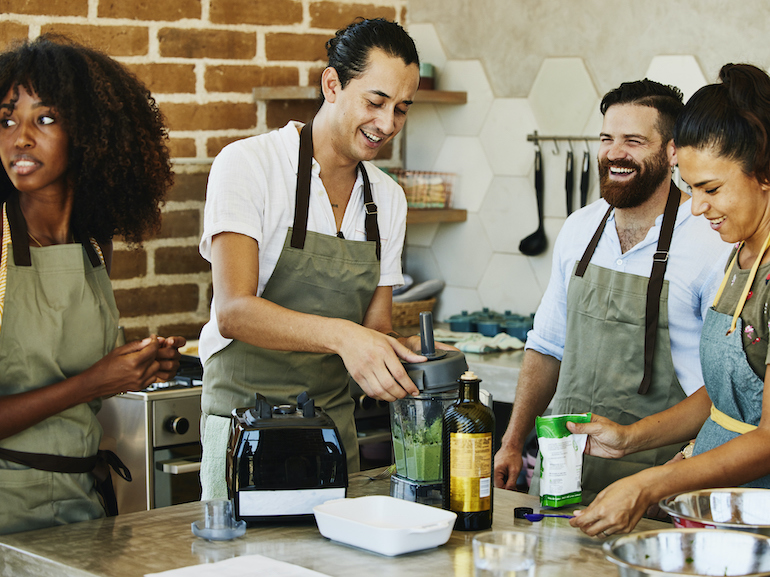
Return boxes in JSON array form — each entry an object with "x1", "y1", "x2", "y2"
[{"x1": 97, "y1": 358, "x2": 204, "y2": 514}]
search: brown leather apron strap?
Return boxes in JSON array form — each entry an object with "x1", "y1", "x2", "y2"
[
  {"x1": 291, "y1": 120, "x2": 314, "y2": 251},
  {"x1": 575, "y1": 205, "x2": 612, "y2": 277},
  {"x1": 7, "y1": 193, "x2": 31, "y2": 267},
  {"x1": 290, "y1": 120, "x2": 380, "y2": 260},
  {"x1": 0, "y1": 447, "x2": 131, "y2": 516},
  {"x1": 574, "y1": 181, "x2": 680, "y2": 395},
  {"x1": 359, "y1": 163, "x2": 381, "y2": 260},
  {"x1": 5, "y1": 194, "x2": 102, "y2": 269},
  {"x1": 638, "y1": 181, "x2": 679, "y2": 395}
]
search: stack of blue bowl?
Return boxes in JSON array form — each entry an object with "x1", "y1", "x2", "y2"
[{"x1": 446, "y1": 309, "x2": 533, "y2": 340}]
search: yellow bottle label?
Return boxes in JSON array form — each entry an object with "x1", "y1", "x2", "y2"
[{"x1": 449, "y1": 432, "x2": 492, "y2": 512}]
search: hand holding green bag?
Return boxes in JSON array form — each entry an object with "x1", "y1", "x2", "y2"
[{"x1": 536, "y1": 413, "x2": 592, "y2": 508}]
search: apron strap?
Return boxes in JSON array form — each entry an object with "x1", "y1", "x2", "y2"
[
  {"x1": 290, "y1": 120, "x2": 381, "y2": 261},
  {"x1": 575, "y1": 205, "x2": 612, "y2": 277},
  {"x1": 0, "y1": 447, "x2": 132, "y2": 517},
  {"x1": 3, "y1": 195, "x2": 102, "y2": 269},
  {"x1": 6, "y1": 193, "x2": 31, "y2": 267},
  {"x1": 574, "y1": 181, "x2": 681, "y2": 395},
  {"x1": 291, "y1": 120, "x2": 314, "y2": 252},
  {"x1": 638, "y1": 181, "x2": 680, "y2": 395},
  {"x1": 359, "y1": 163, "x2": 381, "y2": 260},
  {"x1": 710, "y1": 403, "x2": 758, "y2": 434},
  {"x1": 714, "y1": 230, "x2": 770, "y2": 335}
]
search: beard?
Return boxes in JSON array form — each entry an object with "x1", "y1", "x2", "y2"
[{"x1": 598, "y1": 145, "x2": 670, "y2": 209}]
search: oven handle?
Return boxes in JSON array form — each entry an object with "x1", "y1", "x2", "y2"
[{"x1": 157, "y1": 456, "x2": 201, "y2": 475}]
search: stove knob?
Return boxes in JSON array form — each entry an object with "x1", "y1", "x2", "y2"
[{"x1": 165, "y1": 416, "x2": 190, "y2": 435}]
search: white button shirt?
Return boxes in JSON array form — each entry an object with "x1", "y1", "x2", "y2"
[{"x1": 198, "y1": 121, "x2": 408, "y2": 364}]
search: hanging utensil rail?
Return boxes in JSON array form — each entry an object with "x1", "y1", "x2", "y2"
[{"x1": 527, "y1": 131, "x2": 600, "y2": 154}]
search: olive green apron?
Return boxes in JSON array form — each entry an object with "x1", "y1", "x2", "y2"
[
  {"x1": 0, "y1": 196, "x2": 119, "y2": 535},
  {"x1": 201, "y1": 120, "x2": 381, "y2": 489},
  {"x1": 531, "y1": 185, "x2": 686, "y2": 504}
]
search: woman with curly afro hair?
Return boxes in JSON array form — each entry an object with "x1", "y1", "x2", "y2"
[{"x1": 0, "y1": 34, "x2": 185, "y2": 534}]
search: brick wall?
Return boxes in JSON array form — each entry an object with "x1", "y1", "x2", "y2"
[{"x1": 1, "y1": 0, "x2": 407, "y2": 342}]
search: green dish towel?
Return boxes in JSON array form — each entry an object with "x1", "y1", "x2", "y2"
[{"x1": 200, "y1": 414, "x2": 231, "y2": 500}]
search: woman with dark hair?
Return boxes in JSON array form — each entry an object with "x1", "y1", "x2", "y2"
[
  {"x1": 565, "y1": 63, "x2": 770, "y2": 537},
  {"x1": 0, "y1": 34, "x2": 184, "y2": 534}
]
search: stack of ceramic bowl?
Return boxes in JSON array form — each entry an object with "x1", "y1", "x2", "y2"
[
  {"x1": 446, "y1": 309, "x2": 534, "y2": 339},
  {"x1": 604, "y1": 488, "x2": 770, "y2": 576}
]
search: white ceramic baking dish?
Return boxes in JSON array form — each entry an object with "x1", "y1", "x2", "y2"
[{"x1": 313, "y1": 495, "x2": 456, "y2": 556}]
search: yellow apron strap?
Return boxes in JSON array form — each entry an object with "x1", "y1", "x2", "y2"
[
  {"x1": 0, "y1": 204, "x2": 9, "y2": 333},
  {"x1": 710, "y1": 403, "x2": 758, "y2": 434},
  {"x1": 714, "y1": 230, "x2": 770, "y2": 335}
]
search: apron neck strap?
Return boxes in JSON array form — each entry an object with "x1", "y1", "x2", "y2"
[
  {"x1": 3, "y1": 195, "x2": 101, "y2": 268},
  {"x1": 6, "y1": 193, "x2": 31, "y2": 267},
  {"x1": 290, "y1": 120, "x2": 381, "y2": 260},
  {"x1": 715, "y1": 230, "x2": 770, "y2": 335},
  {"x1": 638, "y1": 180, "x2": 680, "y2": 395}
]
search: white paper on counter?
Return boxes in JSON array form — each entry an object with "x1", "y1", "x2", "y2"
[{"x1": 145, "y1": 554, "x2": 331, "y2": 577}]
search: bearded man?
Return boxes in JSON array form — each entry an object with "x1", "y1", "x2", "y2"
[{"x1": 494, "y1": 79, "x2": 731, "y2": 504}]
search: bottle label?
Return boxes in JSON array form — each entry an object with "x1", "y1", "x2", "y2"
[{"x1": 449, "y1": 432, "x2": 492, "y2": 512}]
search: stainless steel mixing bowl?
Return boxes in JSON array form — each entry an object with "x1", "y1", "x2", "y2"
[
  {"x1": 604, "y1": 528, "x2": 770, "y2": 576},
  {"x1": 659, "y1": 488, "x2": 770, "y2": 535}
]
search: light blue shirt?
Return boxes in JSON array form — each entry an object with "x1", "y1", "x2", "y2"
[{"x1": 526, "y1": 193, "x2": 732, "y2": 397}]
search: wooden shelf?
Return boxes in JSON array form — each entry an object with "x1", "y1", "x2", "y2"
[
  {"x1": 413, "y1": 90, "x2": 467, "y2": 104},
  {"x1": 406, "y1": 208, "x2": 467, "y2": 224},
  {"x1": 253, "y1": 86, "x2": 466, "y2": 104}
]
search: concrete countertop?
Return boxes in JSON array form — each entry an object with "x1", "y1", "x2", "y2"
[{"x1": 0, "y1": 471, "x2": 667, "y2": 577}]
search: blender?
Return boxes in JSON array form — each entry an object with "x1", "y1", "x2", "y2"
[{"x1": 390, "y1": 312, "x2": 467, "y2": 506}]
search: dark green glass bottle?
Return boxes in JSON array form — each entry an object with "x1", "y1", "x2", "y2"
[{"x1": 442, "y1": 371, "x2": 495, "y2": 531}]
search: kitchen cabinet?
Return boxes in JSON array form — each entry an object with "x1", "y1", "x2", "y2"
[{"x1": 253, "y1": 86, "x2": 468, "y2": 224}]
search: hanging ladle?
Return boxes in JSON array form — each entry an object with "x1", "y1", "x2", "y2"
[{"x1": 519, "y1": 144, "x2": 548, "y2": 256}]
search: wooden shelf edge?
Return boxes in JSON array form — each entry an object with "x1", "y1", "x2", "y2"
[
  {"x1": 253, "y1": 86, "x2": 467, "y2": 104},
  {"x1": 413, "y1": 90, "x2": 467, "y2": 104},
  {"x1": 406, "y1": 208, "x2": 467, "y2": 224}
]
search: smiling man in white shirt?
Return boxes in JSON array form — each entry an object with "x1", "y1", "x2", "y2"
[{"x1": 198, "y1": 18, "x2": 441, "y2": 497}]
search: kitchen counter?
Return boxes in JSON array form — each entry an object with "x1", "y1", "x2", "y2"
[{"x1": 0, "y1": 471, "x2": 666, "y2": 577}]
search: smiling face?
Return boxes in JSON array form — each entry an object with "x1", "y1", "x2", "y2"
[
  {"x1": 0, "y1": 84, "x2": 70, "y2": 198},
  {"x1": 321, "y1": 47, "x2": 419, "y2": 165},
  {"x1": 598, "y1": 103, "x2": 674, "y2": 209},
  {"x1": 679, "y1": 145, "x2": 770, "y2": 252}
]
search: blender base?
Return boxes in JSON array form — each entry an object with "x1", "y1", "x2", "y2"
[{"x1": 389, "y1": 474, "x2": 443, "y2": 507}]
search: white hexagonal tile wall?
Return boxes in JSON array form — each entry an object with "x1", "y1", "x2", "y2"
[
  {"x1": 478, "y1": 253, "x2": 542, "y2": 316},
  {"x1": 435, "y1": 60, "x2": 494, "y2": 137},
  {"x1": 645, "y1": 55, "x2": 707, "y2": 103},
  {"x1": 405, "y1": 222, "x2": 439, "y2": 247},
  {"x1": 479, "y1": 98, "x2": 539, "y2": 176},
  {"x1": 434, "y1": 286, "x2": 483, "y2": 323},
  {"x1": 405, "y1": 104, "x2": 445, "y2": 170},
  {"x1": 403, "y1": 245, "x2": 442, "y2": 284},
  {"x1": 433, "y1": 136, "x2": 494, "y2": 213},
  {"x1": 407, "y1": 23, "x2": 447, "y2": 71},
  {"x1": 528, "y1": 57, "x2": 598, "y2": 135},
  {"x1": 431, "y1": 213, "x2": 492, "y2": 288},
  {"x1": 479, "y1": 176, "x2": 537, "y2": 254}
]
